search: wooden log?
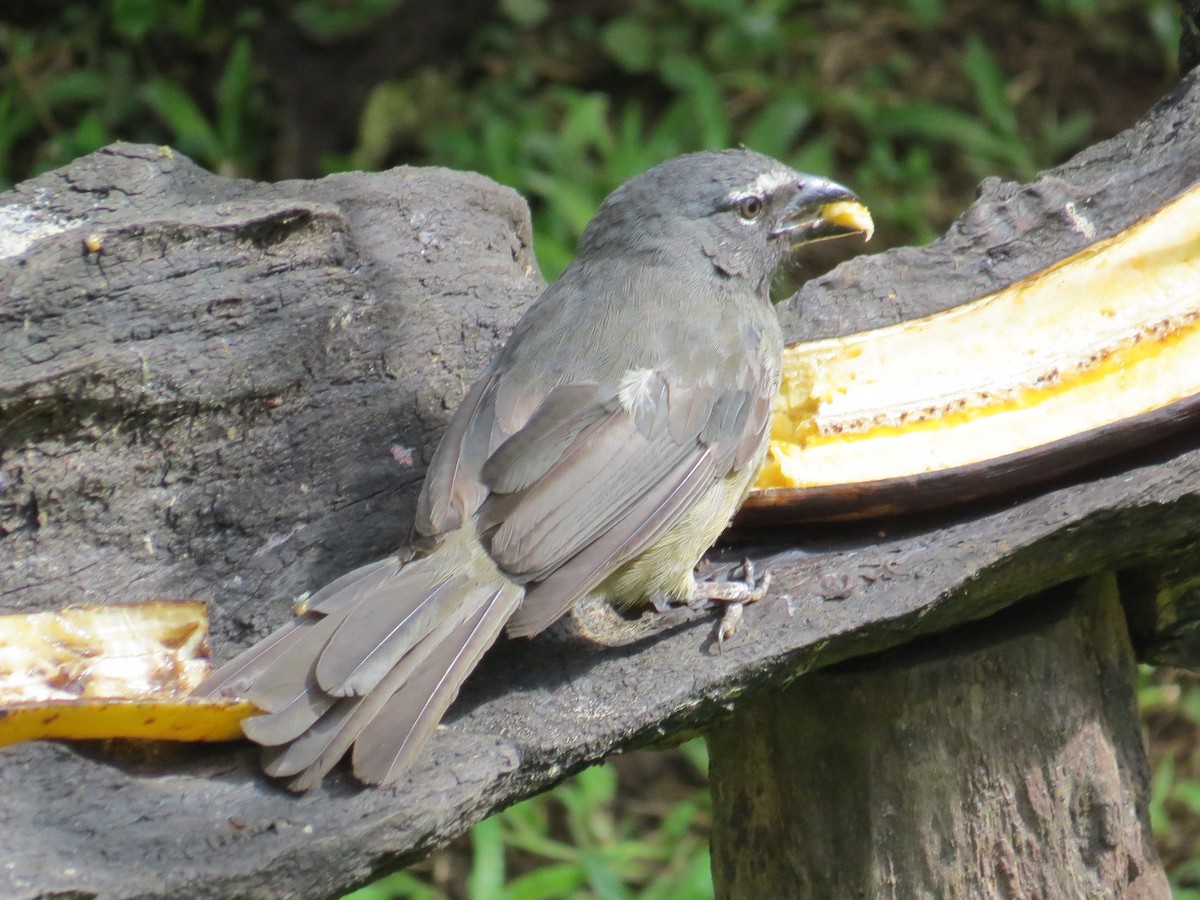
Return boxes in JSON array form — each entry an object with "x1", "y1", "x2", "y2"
[{"x1": 708, "y1": 574, "x2": 1170, "y2": 899}]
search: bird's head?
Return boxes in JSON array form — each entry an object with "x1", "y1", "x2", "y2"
[{"x1": 577, "y1": 149, "x2": 872, "y2": 293}]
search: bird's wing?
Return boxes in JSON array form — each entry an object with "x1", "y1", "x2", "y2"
[
  {"x1": 414, "y1": 370, "x2": 501, "y2": 538},
  {"x1": 478, "y1": 367, "x2": 774, "y2": 637}
]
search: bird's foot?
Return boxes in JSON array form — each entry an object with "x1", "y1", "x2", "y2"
[{"x1": 691, "y1": 559, "x2": 772, "y2": 650}]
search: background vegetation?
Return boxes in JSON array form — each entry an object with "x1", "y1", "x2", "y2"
[{"x1": 2, "y1": 0, "x2": 1196, "y2": 896}]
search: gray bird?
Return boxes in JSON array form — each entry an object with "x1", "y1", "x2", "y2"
[{"x1": 197, "y1": 150, "x2": 870, "y2": 790}]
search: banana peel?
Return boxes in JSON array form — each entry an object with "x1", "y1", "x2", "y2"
[
  {"x1": 0, "y1": 601, "x2": 255, "y2": 747},
  {"x1": 743, "y1": 180, "x2": 1200, "y2": 523}
]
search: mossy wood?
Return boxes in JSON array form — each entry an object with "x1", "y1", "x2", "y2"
[{"x1": 3, "y1": 68, "x2": 1200, "y2": 900}]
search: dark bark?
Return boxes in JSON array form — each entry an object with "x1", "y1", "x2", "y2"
[
  {"x1": 708, "y1": 575, "x2": 1169, "y2": 899},
  {"x1": 1120, "y1": 538, "x2": 1200, "y2": 667},
  {"x1": 1182, "y1": 1, "x2": 1200, "y2": 73},
  {"x1": 2, "y1": 70, "x2": 1200, "y2": 900}
]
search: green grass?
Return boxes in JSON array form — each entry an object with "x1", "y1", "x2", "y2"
[
  {"x1": 1142, "y1": 667, "x2": 1200, "y2": 897},
  {"x1": 344, "y1": 740, "x2": 714, "y2": 900}
]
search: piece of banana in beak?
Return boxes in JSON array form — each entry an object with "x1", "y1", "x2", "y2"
[{"x1": 820, "y1": 200, "x2": 875, "y2": 241}]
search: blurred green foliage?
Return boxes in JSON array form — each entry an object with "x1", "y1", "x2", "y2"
[
  {"x1": 345, "y1": 740, "x2": 714, "y2": 900},
  {"x1": 1143, "y1": 668, "x2": 1200, "y2": 899},
  {"x1": 1, "y1": 0, "x2": 270, "y2": 178},
  {"x1": 0, "y1": 1, "x2": 1191, "y2": 896},
  {"x1": 329, "y1": 0, "x2": 1180, "y2": 272},
  {"x1": 0, "y1": 0, "x2": 1179, "y2": 276}
]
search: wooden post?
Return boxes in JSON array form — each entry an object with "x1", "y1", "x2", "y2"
[{"x1": 707, "y1": 575, "x2": 1170, "y2": 898}]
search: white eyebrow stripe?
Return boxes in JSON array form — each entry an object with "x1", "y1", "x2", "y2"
[{"x1": 727, "y1": 168, "x2": 795, "y2": 203}]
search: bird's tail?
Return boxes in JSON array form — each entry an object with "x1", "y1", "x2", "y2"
[{"x1": 196, "y1": 532, "x2": 522, "y2": 790}]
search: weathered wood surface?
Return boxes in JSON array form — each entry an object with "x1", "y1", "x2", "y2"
[
  {"x1": 709, "y1": 575, "x2": 1170, "y2": 899},
  {"x1": 2, "y1": 66, "x2": 1200, "y2": 899}
]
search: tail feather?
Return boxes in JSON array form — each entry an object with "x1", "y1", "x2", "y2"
[
  {"x1": 192, "y1": 618, "x2": 304, "y2": 701},
  {"x1": 240, "y1": 684, "x2": 335, "y2": 747},
  {"x1": 195, "y1": 556, "x2": 400, "y2": 704},
  {"x1": 315, "y1": 563, "x2": 464, "y2": 697},
  {"x1": 202, "y1": 609, "x2": 355, "y2": 745},
  {"x1": 307, "y1": 556, "x2": 403, "y2": 614},
  {"x1": 259, "y1": 579, "x2": 502, "y2": 786},
  {"x1": 206, "y1": 599, "x2": 363, "y2": 713},
  {"x1": 351, "y1": 582, "x2": 521, "y2": 786},
  {"x1": 200, "y1": 536, "x2": 523, "y2": 788},
  {"x1": 261, "y1": 698, "x2": 358, "y2": 778}
]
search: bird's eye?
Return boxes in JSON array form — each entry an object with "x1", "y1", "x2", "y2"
[{"x1": 737, "y1": 196, "x2": 764, "y2": 220}]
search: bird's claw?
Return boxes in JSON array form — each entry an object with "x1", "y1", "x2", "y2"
[
  {"x1": 717, "y1": 602, "x2": 744, "y2": 651},
  {"x1": 692, "y1": 559, "x2": 772, "y2": 649},
  {"x1": 694, "y1": 558, "x2": 772, "y2": 603}
]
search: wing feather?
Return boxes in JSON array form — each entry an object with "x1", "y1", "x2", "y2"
[
  {"x1": 481, "y1": 384, "x2": 609, "y2": 493},
  {"x1": 482, "y1": 418, "x2": 695, "y2": 582},
  {"x1": 506, "y1": 447, "x2": 720, "y2": 635},
  {"x1": 415, "y1": 372, "x2": 499, "y2": 537}
]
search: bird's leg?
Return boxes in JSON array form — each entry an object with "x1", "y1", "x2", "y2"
[
  {"x1": 691, "y1": 559, "x2": 772, "y2": 649},
  {"x1": 693, "y1": 558, "x2": 772, "y2": 603},
  {"x1": 561, "y1": 563, "x2": 773, "y2": 648}
]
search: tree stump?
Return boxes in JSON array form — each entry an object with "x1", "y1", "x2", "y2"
[{"x1": 709, "y1": 575, "x2": 1169, "y2": 899}]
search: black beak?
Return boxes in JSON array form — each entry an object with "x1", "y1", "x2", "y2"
[{"x1": 772, "y1": 177, "x2": 874, "y2": 246}]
